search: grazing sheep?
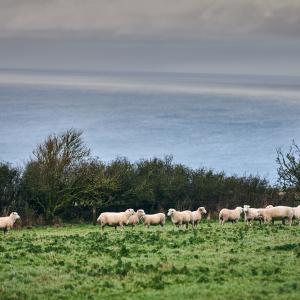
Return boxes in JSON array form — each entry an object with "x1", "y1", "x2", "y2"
[
  {"x1": 97, "y1": 209, "x2": 134, "y2": 230},
  {"x1": 141, "y1": 213, "x2": 166, "y2": 228},
  {"x1": 292, "y1": 205, "x2": 300, "y2": 224},
  {"x1": 192, "y1": 207, "x2": 207, "y2": 227},
  {"x1": 257, "y1": 206, "x2": 294, "y2": 225},
  {"x1": 167, "y1": 209, "x2": 194, "y2": 228},
  {"x1": 243, "y1": 205, "x2": 262, "y2": 225},
  {"x1": 127, "y1": 209, "x2": 145, "y2": 227},
  {"x1": 265, "y1": 205, "x2": 274, "y2": 209},
  {"x1": 219, "y1": 207, "x2": 243, "y2": 225},
  {"x1": 0, "y1": 212, "x2": 21, "y2": 234}
]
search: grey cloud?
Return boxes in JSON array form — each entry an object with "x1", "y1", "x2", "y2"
[
  {"x1": 0, "y1": 0, "x2": 300, "y2": 39},
  {"x1": 1, "y1": 1, "x2": 300, "y2": 76}
]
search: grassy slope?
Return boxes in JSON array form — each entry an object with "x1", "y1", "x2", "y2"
[{"x1": 0, "y1": 222, "x2": 300, "y2": 300}]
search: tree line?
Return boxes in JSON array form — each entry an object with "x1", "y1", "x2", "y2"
[{"x1": 0, "y1": 129, "x2": 299, "y2": 225}]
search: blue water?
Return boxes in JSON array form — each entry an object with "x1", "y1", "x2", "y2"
[{"x1": 1, "y1": 70, "x2": 300, "y2": 182}]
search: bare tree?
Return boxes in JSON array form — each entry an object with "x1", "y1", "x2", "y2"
[
  {"x1": 276, "y1": 140, "x2": 300, "y2": 191},
  {"x1": 22, "y1": 129, "x2": 90, "y2": 222}
]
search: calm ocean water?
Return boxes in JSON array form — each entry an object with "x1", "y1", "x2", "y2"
[{"x1": 1, "y1": 70, "x2": 300, "y2": 182}]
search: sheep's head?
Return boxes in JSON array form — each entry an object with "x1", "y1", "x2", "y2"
[
  {"x1": 199, "y1": 207, "x2": 207, "y2": 214},
  {"x1": 125, "y1": 208, "x2": 135, "y2": 215},
  {"x1": 10, "y1": 212, "x2": 20, "y2": 221},
  {"x1": 167, "y1": 208, "x2": 176, "y2": 216},
  {"x1": 137, "y1": 209, "x2": 145, "y2": 218},
  {"x1": 243, "y1": 205, "x2": 250, "y2": 212},
  {"x1": 265, "y1": 205, "x2": 273, "y2": 209},
  {"x1": 236, "y1": 207, "x2": 243, "y2": 213}
]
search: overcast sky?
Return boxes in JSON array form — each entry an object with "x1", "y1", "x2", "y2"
[{"x1": 0, "y1": 0, "x2": 300, "y2": 75}]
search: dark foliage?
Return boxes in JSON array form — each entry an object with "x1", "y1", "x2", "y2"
[{"x1": 0, "y1": 129, "x2": 298, "y2": 224}]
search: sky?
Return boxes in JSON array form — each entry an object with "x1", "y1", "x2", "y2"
[{"x1": 0, "y1": 0, "x2": 300, "y2": 75}]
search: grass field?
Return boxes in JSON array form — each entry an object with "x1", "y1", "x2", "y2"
[{"x1": 0, "y1": 222, "x2": 300, "y2": 300}]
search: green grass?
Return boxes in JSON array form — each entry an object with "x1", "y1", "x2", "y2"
[{"x1": 0, "y1": 222, "x2": 300, "y2": 300}]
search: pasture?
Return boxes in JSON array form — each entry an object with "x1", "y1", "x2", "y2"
[{"x1": 0, "y1": 222, "x2": 300, "y2": 300}]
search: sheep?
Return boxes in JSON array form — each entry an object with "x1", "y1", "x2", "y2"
[
  {"x1": 265, "y1": 205, "x2": 274, "y2": 209},
  {"x1": 219, "y1": 207, "x2": 243, "y2": 225},
  {"x1": 0, "y1": 212, "x2": 21, "y2": 234},
  {"x1": 127, "y1": 209, "x2": 145, "y2": 227},
  {"x1": 167, "y1": 209, "x2": 194, "y2": 229},
  {"x1": 243, "y1": 205, "x2": 262, "y2": 225},
  {"x1": 192, "y1": 207, "x2": 207, "y2": 227},
  {"x1": 292, "y1": 205, "x2": 300, "y2": 224},
  {"x1": 97, "y1": 208, "x2": 134, "y2": 230},
  {"x1": 141, "y1": 213, "x2": 166, "y2": 228},
  {"x1": 256, "y1": 206, "x2": 294, "y2": 225}
]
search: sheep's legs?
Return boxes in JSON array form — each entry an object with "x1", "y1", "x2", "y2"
[
  {"x1": 101, "y1": 224, "x2": 105, "y2": 232},
  {"x1": 177, "y1": 222, "x2": 182, "y2": 229}
]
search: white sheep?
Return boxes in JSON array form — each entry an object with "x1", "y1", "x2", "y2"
[
  {"x1": 219, "y1": 207, "x2": 243, "y2": 225},
  {"x1": 257, "y1": 206, "x2": 294, "y2": 225},
  {"x1": 141, "y1": 213, "x2": 166, "y2": 228},
  {"x1": 127, "y1": 209, "x2": 145, "y2": 227},
  {"x1": 265, "y1": 205, "x2": 274, "y2": 209},
  {"x1": 243, "y1": 205, "x2": 262, "y2": 225},
  {"x1": 97, "y1": 208, "x2": 134, "y2": 230},
  {"x1": 192, "y1": 207, "x2": 207, "y2": 227},
  {"x1": 0, "y1": 212, "x2": 21, "y2": 234},
  {"x1": 167, "y1": 209, "x2": 194, "y2": 228},
  {"x1": 293, "y1": 205, "x2": 300, "y2": 224}
]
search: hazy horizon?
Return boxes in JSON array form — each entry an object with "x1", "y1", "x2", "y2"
[{"x1": 1, "y1": 69, "x2": 300, "y2": 183}]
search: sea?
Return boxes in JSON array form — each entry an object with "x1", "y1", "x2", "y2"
[{"x1": 1, "y1": 69, "x2": 300, "y2": 183}]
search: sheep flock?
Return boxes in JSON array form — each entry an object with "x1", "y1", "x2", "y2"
[
  {"x1": 96, "y1": 204, "x2": 300, "y2": 230},
  {"x1": 1, "y1": 204, "x2": 300, "y2": 233}
]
